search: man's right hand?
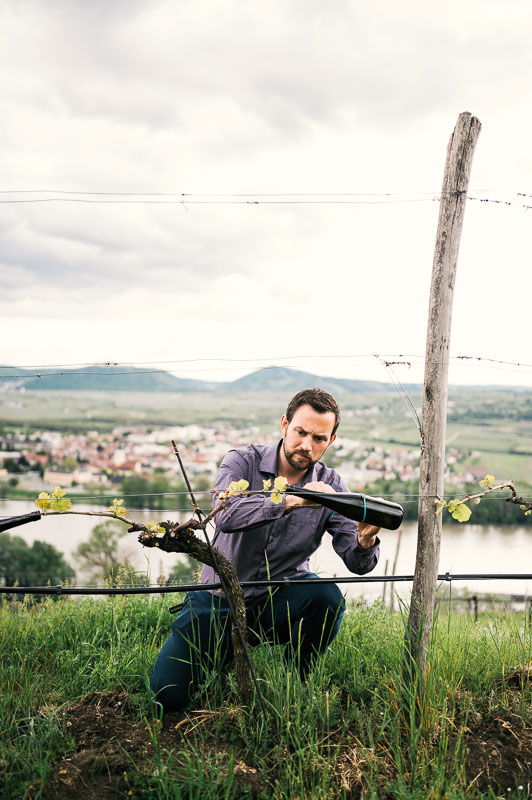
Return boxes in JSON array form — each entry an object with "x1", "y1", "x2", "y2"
[{"x1": 284, "y1": 481, "x2": 335, "y2": 509}]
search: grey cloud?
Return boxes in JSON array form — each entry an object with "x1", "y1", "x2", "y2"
[
  {"x1": 2, "y1": 0, "x2": 500, "y2": 139},
  {"x1": 0, "y1": 199, "x2": 316, "y2": 300},
  {"x1": 1, "y1": 0, "x2": 528, "y2": 179}
]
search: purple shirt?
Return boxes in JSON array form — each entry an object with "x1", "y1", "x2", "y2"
[{"x1": 201, "y1": 440, "x2": 380, "y2": 602}]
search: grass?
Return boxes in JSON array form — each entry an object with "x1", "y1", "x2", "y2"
[{"x1": 1, "y1": 593, "x2": 531, "y2": 799}]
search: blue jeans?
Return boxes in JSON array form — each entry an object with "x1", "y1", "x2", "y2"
[{"x1": 150, "y1": 573, "x2": 345, "y2": 712}]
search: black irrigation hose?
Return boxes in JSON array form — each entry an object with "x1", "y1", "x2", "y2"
[{"x1": 2, "y1": 573, "x2": 532, "y2": 597}]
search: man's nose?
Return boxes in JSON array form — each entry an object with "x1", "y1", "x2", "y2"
[{"x1": 301, "y1": 437, "x2": 312, "y2": 452}]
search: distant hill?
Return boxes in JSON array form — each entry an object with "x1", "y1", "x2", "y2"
[
  {"x1": 0, "y1": 365, "x2": 214, "y2": 393},
  {"x1": 224, "y1": 366, "x2": 413, "y2": 394},
  {"x1": 0, "y1": 364, "x2": 422, "y2": 394},
  {"x1": 5, "y1": 364, "x2": 525, "y2": 395}
]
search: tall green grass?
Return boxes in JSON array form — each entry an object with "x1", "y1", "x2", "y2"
[{"x1": 1, "y1": 593, "x2": 531, "y2": 799}]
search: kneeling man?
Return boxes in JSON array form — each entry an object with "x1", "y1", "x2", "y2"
[{"x1": 151, "y1": 387, "x2": 380, "y2": 712}]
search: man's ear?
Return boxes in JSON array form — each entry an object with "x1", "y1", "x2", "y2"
[
  {"x1": 280, "y1": 415, "x2": 288, "y2": 436},
  {"x1": 325, "y1": 432, "x2": 337, "y2": 450}
]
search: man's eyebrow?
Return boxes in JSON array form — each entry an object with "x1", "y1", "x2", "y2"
[{"x1": 296, "y1": 426, "x2": 328, "y2": 441}]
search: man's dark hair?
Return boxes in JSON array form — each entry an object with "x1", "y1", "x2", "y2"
[{"x1": 285, "y1": 387, "x2": 341, "y2": 435}]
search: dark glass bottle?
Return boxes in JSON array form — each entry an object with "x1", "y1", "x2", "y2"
[
  {"x1": 285, "y1": 487, "x2": 403, "y2": 530},
  {"x1": 0, "y1": 510, "x2": 42, "y2": 533}
]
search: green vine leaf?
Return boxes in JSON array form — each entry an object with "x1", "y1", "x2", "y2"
[
  {"x1": 434, "y1": 498, "x2": 446, "y2": 516},
  {"x1": 35, "y1": 491, "x2": 52, "y2": 513},
  {"x1": 146, "y1": 520, "x2": 165, "y2": 534},
  {"x1": 219, "y1": 479, "x2": 250, "y2": 499},
  {"x1": 50, "y1": 497, "x2": 72, "y2": 513},
  {"x1": 273, "y1": 476, "x2": 288, "y2": 492},
  {"x1": 109, "y1": 498, "x2": 128, "y2": 517},
  {"x1": 450, "y1": 502, "x2": 472, "y2": 522},
  {"x1": 270, "y1": 476, "x2": 288, "y2": 504},
  {"x1": 479, "y1": 474, "x2": 495, "y2": 489},
  {"x1": 35, "y1": 486, "x2": 71, "y2": 513}
]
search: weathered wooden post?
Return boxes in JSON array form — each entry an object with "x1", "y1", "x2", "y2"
[{"x1": 405, "y1": 112, "x2": 481, "y2": 684}]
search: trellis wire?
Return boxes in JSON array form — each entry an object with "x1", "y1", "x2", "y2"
[{"x1": 2, "y1": 572, "x2": 532, "y2": 597}]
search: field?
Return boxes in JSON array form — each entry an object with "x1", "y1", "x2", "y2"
[
  {"x1": 1, "y1": 594, "x2": 532, "y2": 799},
  {"x1": 1, "y1": 387, "x2": 531, "y2": 486}
]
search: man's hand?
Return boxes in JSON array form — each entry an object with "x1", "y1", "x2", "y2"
[
  {"x1": 284, "y1": 481, "x2": 335, "y2": 509},
  {"x1": 357, "y1": 494, "x2": 385, "y2": 547},
  {"x1": 357, "y1": 522, "x2": 380, "y2": 550},
  {"x1": 284, "y1": 484, "x2": 381, "y2": 549}
]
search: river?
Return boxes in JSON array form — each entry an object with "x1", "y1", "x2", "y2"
[{"x1": 1, "y1": 500, "x2": 530, "y2": 603}]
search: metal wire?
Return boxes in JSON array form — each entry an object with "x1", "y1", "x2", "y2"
[{"x1": 2, "y1": 572, "x2": 532, "y2": 596}]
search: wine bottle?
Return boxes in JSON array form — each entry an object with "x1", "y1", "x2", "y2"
[
  {"x1": 0, "y1": 510, "x2": 42, "y2": 533},
  {"x1": 285, "y1": 487, "x2": 403, "y2": 530}
]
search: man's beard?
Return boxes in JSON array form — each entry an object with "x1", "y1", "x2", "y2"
[{"x1": 282, "y1": 441, "x2": 316, "y2": 472}]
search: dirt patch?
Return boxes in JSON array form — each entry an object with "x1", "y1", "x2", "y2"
[
  {"x1": 464, "y1": 710, "x2": 532, "y2": 794},
  {"x1": 35, "y1": 690, "x2": 532, "y2": 798},
  {"x1": 501, "y1": 662, "x2": 532, "y2": 689},
  {"x1": 335, "y1": 741, "x2": 395, "y2": 798},
  {"x1": 37, "y1": 691, "x2": 267, "y2": 800},
  {"x1": 38, "y1": 691, "x2": 160, "y2": 799}
]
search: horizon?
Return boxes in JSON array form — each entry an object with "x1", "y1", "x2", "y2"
[{"x1": 1, "y1": 361, "x2": 531, "y2": 392}]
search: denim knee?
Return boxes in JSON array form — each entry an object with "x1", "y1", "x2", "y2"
[
  {"x1": 295, "y1": 578, "x2": 346, "y2": 624},
  {"x1": 305, "y1": 581, "x2": 345, "y2": 641}
]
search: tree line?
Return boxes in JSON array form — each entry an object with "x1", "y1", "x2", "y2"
[{"x1": 0, "y1": 520, "x2": 196, "y2": 591}]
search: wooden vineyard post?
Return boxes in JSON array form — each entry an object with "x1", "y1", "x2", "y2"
[{"x1": 405, "y1": 112, "x2": 481, "y2": 686}]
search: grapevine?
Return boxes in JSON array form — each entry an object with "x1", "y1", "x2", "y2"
[{"x1": 435, "y1": 474, "x2": 532, "y2": 522}]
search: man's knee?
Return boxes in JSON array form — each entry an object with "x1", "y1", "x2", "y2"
[
  {"x1": 274, "y1": 579, "x2": 345, "y2": 649},
  {"x1": 312, "y1": 581, "x2": 345, "y2": 613},
  {"x1": 149, "y1": 622, "x2": 196, "y2": 713},
  {"x1": 281, "y1": 581, "x2": 345, "y2": 673},
  {"x1": 304, "y1": 582, "x2": 345, "y2": 642},
  {"x1": 298, "y1": 581, "x2": 345, "y2": 625}
]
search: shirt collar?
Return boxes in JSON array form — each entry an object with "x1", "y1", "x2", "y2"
[{"x1": 259, "y1": 440, "x2": 281, "y2": 475}]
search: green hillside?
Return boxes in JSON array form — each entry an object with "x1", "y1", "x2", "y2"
[{"x1": 0, "y1": 365, "x2": 212, "y2": 393}]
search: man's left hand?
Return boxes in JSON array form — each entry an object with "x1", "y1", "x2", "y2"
[{"x1": 357, "y1": 522, "x2": 380, "y2": 549}]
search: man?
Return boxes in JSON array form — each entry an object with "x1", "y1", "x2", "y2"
[{"x1": 150, "y1": 387, "x2": 380, "y2": 712}]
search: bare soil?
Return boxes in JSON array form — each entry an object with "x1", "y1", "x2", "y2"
[
  {"x1": 38, "y1": 690, "x2": 267, "y2": 800},
  {"x1": 36, "y1": 689, "x2": 532, "y2": 799},
  {"x1": 464, "y1": 710, "x2": 532, "y2": 795}
]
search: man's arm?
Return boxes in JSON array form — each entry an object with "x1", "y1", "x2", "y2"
[
  {"x1": 313, "y1": 476, "x2": 380, "y2": 574},
  {"x1": 213, "y1": 449, "x2": 287, "y2": 533},
  {"x1": 329, "y1": 511, "x2": 380, "y2": 574}
]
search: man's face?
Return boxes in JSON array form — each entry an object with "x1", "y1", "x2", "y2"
[{"x1": 280, "y1": 404, "x2": 337, "y2": 473}]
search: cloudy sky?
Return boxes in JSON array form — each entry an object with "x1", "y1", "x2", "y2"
[{"x1": 1, "y1": 0, "x2": 531, "y2": 388}]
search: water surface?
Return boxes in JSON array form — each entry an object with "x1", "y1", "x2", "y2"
[{"x1": 2, "y1": 500, "x2": 530, "y2": 602}]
